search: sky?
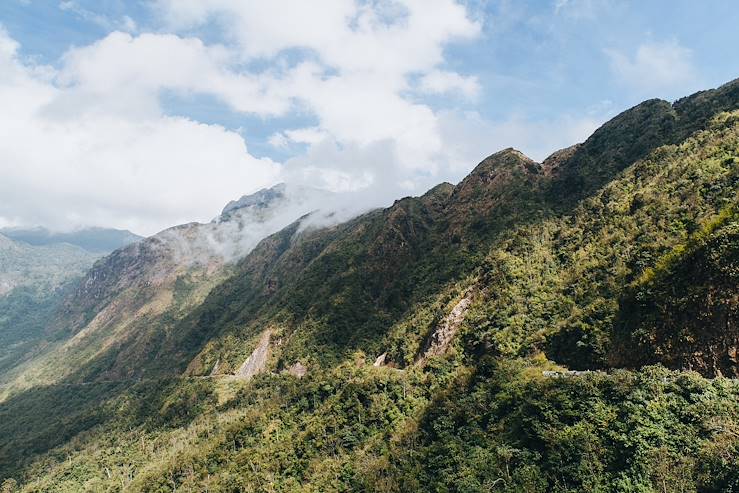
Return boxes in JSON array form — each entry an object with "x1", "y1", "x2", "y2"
[{"x1": 0, "y1": 0, "x2": 737, "y2": 236}]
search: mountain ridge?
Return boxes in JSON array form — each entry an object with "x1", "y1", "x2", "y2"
[{"x1": 0, "y1": 79, "x2": 738, "y2": 491}]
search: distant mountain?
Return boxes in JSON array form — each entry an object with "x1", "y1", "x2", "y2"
[
  {"x1": 0, "y1": 79, "x2": 737, "y2": 492},
  {"x1": 0, "y1": 227, "x2": 142, "y2": 254},
  {"x1": 0, "y1": 183, "x2": 330, "y2": 386},
  {"x1": 0, "y1": 234, "x2": 98, "y2": 374}
]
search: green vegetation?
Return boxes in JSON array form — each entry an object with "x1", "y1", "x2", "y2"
[
  {"x1": 613, "y1": 206, "x2": 739, "y2": 376},
  {"x1": 3, "y1": 362, "x2": 737, "y2": 492},
  {"x1": 0, "y1": 235, "x2": 98, "y2": 374},
  {"x1": 0, "y1": 80, "x2": 737, "y2": 491}
]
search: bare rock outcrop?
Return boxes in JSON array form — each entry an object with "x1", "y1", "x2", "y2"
[
  {"x1": 236, "y1": 330, "x2": 271, "y2": 380},
  {"x1": 373, "y1": 353, "x2": 387, "y2": 367},
  {"x1": 417, "y1": 293, "x2": 473, "y2": 363},
  {"x1": 286, "y1": 361, "x2": 307, "y2": 378}
]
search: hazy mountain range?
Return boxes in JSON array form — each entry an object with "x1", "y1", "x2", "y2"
[{"x1": 0, "y1": 227, "x2": 142, "y2": 254}]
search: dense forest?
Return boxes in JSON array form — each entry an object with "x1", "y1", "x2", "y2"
[{"x1": 0, "y1": 79, "x2": 737, "y2": 492}]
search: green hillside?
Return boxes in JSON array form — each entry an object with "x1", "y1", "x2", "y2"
[
  {"x1": 0, "y1": 235, "x2": 99, "y2": 376},
  {"x1": 613, "y1": 206, "x2": 739, "y2": 376},
  {"x1": 0, "y1": 80, "x2": 738, "y2": 492}
]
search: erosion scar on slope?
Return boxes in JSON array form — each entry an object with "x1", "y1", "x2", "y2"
[{"x1": 236, "y1": 329, "x2": 272, "y2": 380}]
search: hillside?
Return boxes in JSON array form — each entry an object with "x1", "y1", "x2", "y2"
[
  {"x1": 0, "y1": 234, "x2": 98, "y2": 376},
  {"x1": 0, "y1": 79, "x2": 738, "y2": 492},
  {"x1": 0, "y1": 184, "x2": 331, "y2": 392},
  {"x1": 612, "y1": 206, "x2": 739, "y2": 376}
]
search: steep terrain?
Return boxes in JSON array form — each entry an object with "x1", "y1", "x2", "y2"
[
  {"x1": 0, "y1": 227, "x2": 142, "y2": 376},
  {"x1": 0, "y1": 234, "x2": 98, "y2": 375},
  {"x1": 612, "y1": 206, "x2": 739, "y2": 376},
  {"x1": 0, "y1": 79, "x2": 738, "y2": 492},
  {"x1": 0, "y1": 184, "x2": 330, "y2": 391}
]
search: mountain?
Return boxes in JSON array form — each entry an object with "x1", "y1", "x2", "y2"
[
  {"x1": 0, "y1": 183, "x2": 330, "y2": 390},
  {"x1": 0, "y1": 79, "x2": 738, "y2": 492},
  {"x1": 0, "y1": 226, "x2": 142, "y2": 372},
  {"x1": 0, "y1": 234, "x2": 99, "y2": 376},
  {"x1": 0, "y1": 227, "x2": 142, "y2": 254}
]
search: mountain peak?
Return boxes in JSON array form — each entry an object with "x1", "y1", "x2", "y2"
[
  {"x1": 484, "y1": 147, "x2": 533, "y2": 162},
  {"x1": 220, "y1": 183, "x2": 288, "y2": 218},
  {"x1": 460, "y1": 148, "x2": 540, "y2": 188}
]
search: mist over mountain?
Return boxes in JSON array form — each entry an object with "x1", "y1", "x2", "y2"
[{"x1": 0, "y1": 183, "x2": 340, "y2": 389}]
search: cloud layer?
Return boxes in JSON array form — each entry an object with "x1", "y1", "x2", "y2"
[
  {"x1": 0, "y1": 0, "x2": 635, "y2": 236},
  {"x1": 0, "y1": 28, "x2": 280, "y2": 235},
  {"x1": 0, "y1": 1, "x2": 490, "y2": 235}
]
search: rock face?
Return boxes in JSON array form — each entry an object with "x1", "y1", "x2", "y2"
[
  {"x1": 373, "y1": 353, "x2": 387, "y2": 367},
  {"x1": 209, "y1": 359, "x2": 221, "y2": 376},
  {"x1": 220, "y1": 183, "x2": 288, "y2": 218},
  {"x1": 286, "y1": 361, "x2": 307, "y2": 378},
  {"x1": 236, "y1": 330, "x2": 271, "y2": 380},
  {"x1": 417, "y1": 293, "x2": 473, "y2": 362}
]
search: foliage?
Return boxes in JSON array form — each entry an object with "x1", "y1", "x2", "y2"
[
  {"x1": 0, "y1": 80, "x2": 738, "y2": 491},
  {"x1": 613, "y1": 206, "x2": 739, "y2": 376}
]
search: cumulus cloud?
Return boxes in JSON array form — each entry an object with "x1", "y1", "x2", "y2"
[
  {"x1": 605, "y1": 39, "x2": 698, "y2": 95},
  {"x1": 55, "y1": 32, "x2": 290, "y2": 118},
  {"x1": 153, "y1": 0, "x2": 482, "y2": 171},
  {"x1": 0, "y1": 28, "x2": 279, "y2": 236},
  {"x1": 0, "y1": 1, "x2": 614, "y2": 238},
  {"x1": 419, "y1": 70, "x2": 481, "y2": 99}
]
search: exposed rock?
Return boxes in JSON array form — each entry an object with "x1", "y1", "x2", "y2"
[
  {"x1": 209, "y1": 358, "x2": 221, "y2": 376},
  {"x1": 417, "y1": 293, "x2": 473, "y2": 363},
  {"x1": 542, "y1": 370, "x2": 603, "y2": 378},
  {"x1": 236, "y1": 330, "x2": 271, "y2": 380},
  {"x1": 286, "y1": 361, "x2": 307, "y2": 378},
  {"x1": 373, "y1": 353, "x2": 387, "y2": 367},
  {"x1": 221, "y1": 183, "x2": 287, "y2": 217}
]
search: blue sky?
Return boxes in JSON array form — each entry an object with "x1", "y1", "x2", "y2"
[{"x1": 0, "y1": 0, "x2": 737, "y2": 234}]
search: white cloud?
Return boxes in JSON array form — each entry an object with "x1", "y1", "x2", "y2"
[
  {"x1": 0, "y1": 28, "x2": 280, "y2": 236},
  {"x1": 1, "y1": 0, "x2": 488, "y2": 236},
  {"x1": 0, "y1": 1, "x2": 612, "y2": 237},
  {"x1": 55, "y1": 32, "x2": 290, "y2": 118},
  {"x1": 419, "y1": 70, "x2": 480, "y2": 98},
  {"x1": 606, "y1": 39, "x2": 698, "y2": 94},
  {"x1": 153, "y1": 0, "x2": 482, "y2": 171},
  {"x1": 269, "y1": 127, "x2": 330, "y2": 149},
  {"x1": 59, "y1": 1, "x2": 138, "y2": 33},
  {"x1": 154, "y1": 0, "x2": 479, "y2": 73}
]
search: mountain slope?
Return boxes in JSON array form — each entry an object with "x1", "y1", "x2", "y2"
[
  {"x1": 612, "y1": 206, "x2": 739, "y2": 376},
  {"x1": 0, "y1": 184, "x2": 332, "y2": 391},
  {"x1": 0, "y1": 234, "x2": 98, "y2": 375},
  {"x1": 0, "y1": 79, "x2": 738, "y2": 492},
  {"x1": 180, "y1": 80, "x2": 739, "y2": 380}
]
